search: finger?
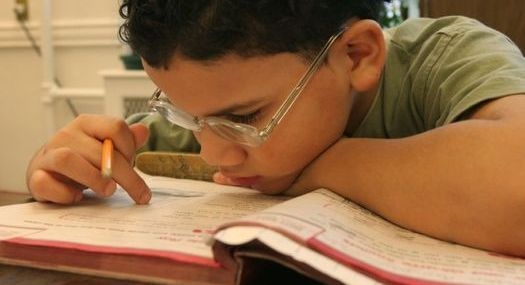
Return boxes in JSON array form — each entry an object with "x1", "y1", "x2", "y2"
[
  {"x1": 28, "y1": 169, "x2": 84, "y2": 204},
  {"x1": 35, "y1": 115, "x2": 150, "y2": 204},
  {"x1": 39, "y1": 147, "x2": 116, "y2": 198},
  {"x1": 47, "y1": 132, "x2": 150, "y2": 204},
  {"x1": 129, "y1": 123, "x2": 149, "y2": 150},
  {"x1": 74, "y1": 115, "x2": 137, "y2": 163},
  {"x1": 110, "y1": 149, "x2": 151, "y2": 204}
]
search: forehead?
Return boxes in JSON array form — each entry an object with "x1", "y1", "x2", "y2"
[{"x1": 143, "y1": 53, "x2": 308, "y2": 114}]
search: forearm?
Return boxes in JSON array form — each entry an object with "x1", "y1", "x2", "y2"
[{"x1": 312, "y1": 118, "x2": 525, "y2": 256}]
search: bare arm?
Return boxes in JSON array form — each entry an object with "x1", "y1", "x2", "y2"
[{"x1": 288, "y1": 94, "x2": 525, "y2": 256}]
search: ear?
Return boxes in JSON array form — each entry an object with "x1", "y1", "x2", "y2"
[{"x1": 334, "y1": 20, "x2": 386, "y2": 92}]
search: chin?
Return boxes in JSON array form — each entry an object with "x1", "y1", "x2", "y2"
[
  {"x1": 250, "y1": 177, "x2": 295, "y2": 195},
  {"x1": 252, "y1": 186, "x2": 286, "y2": 195}
]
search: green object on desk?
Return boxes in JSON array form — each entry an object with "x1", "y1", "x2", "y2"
[{"x1": 135, "y1": 151, "x2": 217, "y2": 181}]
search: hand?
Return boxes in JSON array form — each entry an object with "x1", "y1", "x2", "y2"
[{"x1": 26, "y1": 114, "x2": 151, "y2": 204}]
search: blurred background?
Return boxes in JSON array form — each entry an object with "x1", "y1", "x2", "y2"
[
  {"x1": 0, "y1": 0, "x2": 523, "y2": 193},
  {"x1": 0, "y1": 0, "x2": 153, "y2": 193}
]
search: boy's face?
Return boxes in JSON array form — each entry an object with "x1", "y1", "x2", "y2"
[{"x1": 144, "y1": 53, "x2": 355, "y2": 194}]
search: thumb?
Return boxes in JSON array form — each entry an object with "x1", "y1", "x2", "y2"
[{"x1": 129, "y1": 123, "x2": 149, "y2": 150}]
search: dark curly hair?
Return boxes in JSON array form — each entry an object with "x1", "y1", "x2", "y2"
[{"x1": 119, "y1": 0, "x2": 389, "y2": 69}]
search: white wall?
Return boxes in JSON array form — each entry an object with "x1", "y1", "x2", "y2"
[{"x1": 0, "y1": 1, "x2": 125, "y2": 192}]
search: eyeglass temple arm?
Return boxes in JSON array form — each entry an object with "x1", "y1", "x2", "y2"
[{"x1": 259, "y1": 29, "x2": 346, "y2": 138}]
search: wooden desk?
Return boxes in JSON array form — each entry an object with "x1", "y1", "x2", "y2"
[
  {"x1": 0, "y1": 191, "x2": 228, "y2": 285},
  {"x1": 0, "y1": 263, "x2": 142, "y2": 285},
  {"x1": 0, "y1": 191, "x2": 32, "y2": 206}
]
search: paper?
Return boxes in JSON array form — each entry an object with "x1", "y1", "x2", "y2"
[
  {"x1": 217, "y1": 189, "x2": 525, "y2": 285},
  {"x1": 215, "y1": 225, "x2": 383, "y2": 285},
  {"x1": 0, "y1": 174, "x2": 288, "y2": 266}
]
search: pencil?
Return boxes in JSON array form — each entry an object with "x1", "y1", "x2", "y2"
[{"x1": 101, "y1": 139, "x2": 113, "y2": 179}]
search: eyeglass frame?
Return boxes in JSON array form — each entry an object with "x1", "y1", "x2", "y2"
[{"x1": 149, "y1": 27, "x2": 346, "y2": 147}]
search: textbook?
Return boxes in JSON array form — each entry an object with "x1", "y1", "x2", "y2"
[{"x1": 1, "y1": 173, "x2": 525, "y2": 285}]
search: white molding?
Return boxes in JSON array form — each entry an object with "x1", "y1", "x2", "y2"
[
  {"x1": 101, "y1": 69, "x2": 154, "y2": 117},
  {"x1": 0, "y1": 18, "x2": 122, "y2": 48},
  {"x1": 50, "y1": 87, "x2": 105, "y2": 99},
  {"x1": 407, "y1": 0, "x2": 420, "y2": 18}
]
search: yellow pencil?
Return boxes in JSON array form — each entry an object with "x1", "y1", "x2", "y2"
[{"x1": 101, "y1": 139, "x2": 113, "y2": 179}]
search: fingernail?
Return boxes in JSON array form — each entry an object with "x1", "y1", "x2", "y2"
[
  {"x1": 138, "y1": 190, "x2": 151, "y2": 204},
  {"x1": 103, "y1": 181, "x2": 116, "y2": 197}
]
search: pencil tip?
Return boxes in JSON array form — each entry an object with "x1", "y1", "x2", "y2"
[{"x1": 101, "y1": 169, "x2": 112, "y2": 179}]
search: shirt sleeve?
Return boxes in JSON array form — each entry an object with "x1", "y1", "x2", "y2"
[
  {"x1": 126, "y1": 112, "x2": 200, "y2": 154},
  {"x1": 413, "y1": 16, "x2": 525, "y2": 127},
  {"x1": 352, "y1": 16, "x2": 525, "y2": 139}
]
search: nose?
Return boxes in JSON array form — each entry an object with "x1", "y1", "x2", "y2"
[{"x1": 193, "y1": 128, "x2": 247, "y2": 167}]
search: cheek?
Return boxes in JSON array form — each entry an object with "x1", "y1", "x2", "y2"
[
  {"x1": 297, "y1": 84, "x2": 352, "y2": 146},
  {"x1": 252, "y1": 96, "x2": 351, "y2": 176}
]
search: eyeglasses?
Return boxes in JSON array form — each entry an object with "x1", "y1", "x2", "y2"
[{"x1": 149, "y1": 28, "x2": 345, "y2": 147}]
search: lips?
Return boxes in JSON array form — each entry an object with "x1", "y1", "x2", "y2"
[{"x1": 221, "y1": 174, "x2": 261, "y2": 187}]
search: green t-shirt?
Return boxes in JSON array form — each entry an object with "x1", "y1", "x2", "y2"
[
  {"x1": 130, "y1": 16, "x2": 525, "y2": 151},
  {"x1": 126, "y1": 113, "x2": 199, "y2": 154},
  {"x1": 352, "y1": 16, "x2": 525, "y2": 138}
]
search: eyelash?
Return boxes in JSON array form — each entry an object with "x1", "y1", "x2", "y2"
[{"x1": 224, "y1": 110, "x2": 262, "y2": 125}]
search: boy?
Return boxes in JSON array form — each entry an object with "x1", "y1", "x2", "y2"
[{"x1": 27, "y1": 0, "x2": 525, "y2": 257}]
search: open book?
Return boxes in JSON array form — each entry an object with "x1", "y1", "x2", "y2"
[{"x1": 1, "y1": 172, "x2": 524, "y2": 284}]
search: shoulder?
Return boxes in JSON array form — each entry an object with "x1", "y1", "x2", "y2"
[
  {"x1": 385, "y1": 16, "x2": 511, "y2": 52},
  {"x1": 378, "y1": 16, "x2": 525, "y2": 131},
  {"x1": 126, "y1": 113, "x2": 200, "y2": 153}
]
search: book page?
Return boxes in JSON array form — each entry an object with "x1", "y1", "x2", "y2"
[
  {"x1": 215, "y1": 225, "x2": 382, "y2": 285},
  {"x1": 0, "y1": 173, "x2": 288, "y2": 266},
  {"x1": 216, "y1": 189, "x2": 525, "y2": 285}
]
